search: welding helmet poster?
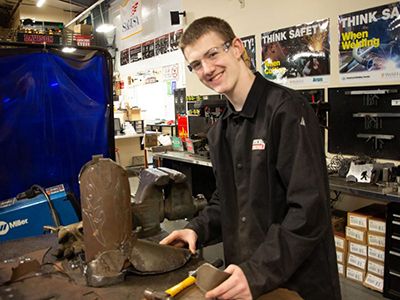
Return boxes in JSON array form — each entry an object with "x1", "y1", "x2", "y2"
[
  {"x1": 339, "y1": 1, "x2": 400, "y2": 83},
  {"x1": 261, "y1": 19, "x2": 330, "y2": 86}
]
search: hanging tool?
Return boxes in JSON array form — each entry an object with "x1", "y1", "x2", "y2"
[{"x1": 143, "y1": 259, "x2": 223, "y2": 300}]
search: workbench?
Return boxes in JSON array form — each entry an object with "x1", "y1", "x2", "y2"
[
  {"x1": 328, "y1": 175, "x2": 400, "y2": 203},
  {"x1": 154, "y1": 151, "x2": 400, "y2": 205},
  {"x1": 0, "y1": 234, "x2": 205, "y2": 300},
  {"x1": 153, "y1": 151, "x2": 215, "y2": 200}
]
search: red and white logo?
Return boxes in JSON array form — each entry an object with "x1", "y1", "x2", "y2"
[{"x1": 252, "y1": 139, "x2": 265, "y2": 150}]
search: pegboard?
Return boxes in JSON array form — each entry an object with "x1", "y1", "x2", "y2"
[{"x1": 328, "y1": 85, "x2": 400, "y2": 160}]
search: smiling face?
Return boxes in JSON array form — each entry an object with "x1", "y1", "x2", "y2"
[{"x1": 184, "y1": 32, "x2": 243, "y2": 95}]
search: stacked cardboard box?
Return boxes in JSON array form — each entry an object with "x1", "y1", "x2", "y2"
[
  {"x1": 344, "y1": 204, "x2": 386, "y2": 293},
  {"x1": 332, "y1": 209, "x2": 347, "y2": 277},
  {"x1": 364, "y1": 216, "x2": 386, "y2": 293}
]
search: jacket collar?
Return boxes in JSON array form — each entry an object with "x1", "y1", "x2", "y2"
[{"x1": 222, "y1": 72, "x2": 266, "y2": 120}]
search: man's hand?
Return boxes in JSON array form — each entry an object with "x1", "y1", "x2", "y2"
[
  {"x1": 159, "y1": 229, "x2": 198, "y2": 254},
  {"x1": 205, "y1": 264, "x2": 252, "y2": 300}
]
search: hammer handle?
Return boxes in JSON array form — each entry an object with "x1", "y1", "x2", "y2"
[{"x1": 165, "y1": 275, "x2": 196, "y2": 297}]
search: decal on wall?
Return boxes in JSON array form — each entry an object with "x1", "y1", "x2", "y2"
[
  {"x1": 120, "y1": 49, "x2": 129, "y2": 66},
  {"x1": 261, "y1": 19, "x2": 330, "y2": 86},
  {"x1": 120, "y1": 0, "x2": 143, "y2": 40},
  {"x1": 119, "y1": 29, "x2": 183, "y2": 67},
  {"x1": 339, "y1": 1, "x2": 400, "y2": 83},
  {"x1": 241, "y1": 35, "x2": 256, "y2": 72}
]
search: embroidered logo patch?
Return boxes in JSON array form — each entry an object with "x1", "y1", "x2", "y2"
[{"x1": 252, "y1": 139, "x2": 265, "y2": 150}]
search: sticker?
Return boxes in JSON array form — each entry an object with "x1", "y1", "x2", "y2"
[{"x1": 252, "y1": 139, "x2": 265, "y2": 150}]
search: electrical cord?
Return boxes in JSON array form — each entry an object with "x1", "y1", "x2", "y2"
[{"x1": 31, "y1": 184, "x2": 61, "y2": 227}]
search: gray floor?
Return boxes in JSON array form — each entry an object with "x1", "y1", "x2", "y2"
[{"x1": 129, "y1": 175, "x2": 386, "y2": 299}]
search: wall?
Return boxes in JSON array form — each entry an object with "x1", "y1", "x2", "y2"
[
  {"x1": 181, "y1": 0, "x2": 398, "y2": 96},
  {"x1": 109, "y1": 0, "x2": 185, "y2": 121}
]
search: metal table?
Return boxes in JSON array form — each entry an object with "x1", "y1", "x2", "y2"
[
  {"x1": 329, "y1": 175, "x2": 400, "y2": 203},
  {"x1": 0, "y1": 234, "x2": 204, "y2": 300}
]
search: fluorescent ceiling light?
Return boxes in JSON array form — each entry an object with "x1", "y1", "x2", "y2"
[
  {"x1": 62, "y1": 47, "x2": 77, "y2": 53},
  {"x1": 36, "y1": 0, "x2": 46, "y2": 7},
  {"x1": 96, "y1": 23, "x2": 115, "y2": 33}
]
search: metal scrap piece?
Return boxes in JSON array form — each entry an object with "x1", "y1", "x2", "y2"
[
  {"x1": 128, "y1": 239, "x2": 191, "y2": 274},
  {"x1": 85, "y1": 250, "x2": 127, "y2": 287},
  {"x1": 195, "y1": 263, "x2": 230, "y2": 293}
]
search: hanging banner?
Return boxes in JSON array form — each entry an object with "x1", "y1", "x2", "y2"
[
  {"x1": 129, "y1": 44, "x2": 142, "y2": 63},
  {"x1": 120, "y1": 0, "x2": 143, "y2": 40},
  {"x1": 339, "y1": 1, "x2": 400, "y2": 83},
  {"x1": 261, "y1": 19, "x2": 330, "y2": 86},
  {"x1": 170, "y1": 29, "x2": 183, "y2": 51},
  {"x1": 142, "y1": 39, "x2": 155, "y2": 59},
  {"x1": 241, "y1": 35, "x2": 256, "y2": 71},
  {"x1": 155, "y1": 34, "x2": 169, "y2": 55},
  {"x1": 120, "y1": 49, "x2": 129, "y2": 66}
]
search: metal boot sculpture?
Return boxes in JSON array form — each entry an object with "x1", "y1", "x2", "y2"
[{"x1": 79, "y1": 156, "x2": 191, "y2": 287}]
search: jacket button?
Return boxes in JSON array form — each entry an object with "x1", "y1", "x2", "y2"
[
  {"x1": 241, "y1": 216, "x2": 246, "y2": 222},
  {"x1": 237, "y1": 163, "x2": 243, "y2": 169}
]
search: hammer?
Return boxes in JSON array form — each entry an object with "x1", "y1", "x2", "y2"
[{"x1": 143, "y1": 259, "x2": 223, "y2": 300}]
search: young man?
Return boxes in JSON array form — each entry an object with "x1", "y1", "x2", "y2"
[{"x1": 161, "y1": 17, "x2": 340, "y2": 300}]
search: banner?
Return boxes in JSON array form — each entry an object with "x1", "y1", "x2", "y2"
[
  {"x1": 129, "y1": 44, "x2": 142, "y2": 63},
  {"x1": 339, "y1": 1, "x2": 400, "y2": 83},
  {"x1": 120, "y1": 49, "x2": 129, "y2": 66},
  {"x1": 261, "y1": 19, "x2": 330, "y2": 86},
  {"x1": 170, "y1": 29, "x2": 183, "y2": 51},
  {"x1": 155, "y1": 34, "x2": 169, "y2": 55},
  {"x1": 142, "y1": 39, "x2": 155, "y2": 59},
  {"x1": 120, "y1": 0, "x2": 143, "y2": 40},
  {"x1": 241, "y1": 35, "x2": 256, "y2": 71}
]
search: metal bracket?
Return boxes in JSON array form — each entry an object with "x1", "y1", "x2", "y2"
[{"x1": 357, "y1": 133, "x2": 395, "y2": 150}]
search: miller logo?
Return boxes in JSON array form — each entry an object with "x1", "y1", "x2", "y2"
[
  {"x1": 0, "y1": 221, "x2": 9, "y2": 235},
  {"x1": 0, "y1": 219, "x2": 29, "y2": 236}
]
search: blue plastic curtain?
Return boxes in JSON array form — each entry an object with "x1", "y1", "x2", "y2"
[{"x1": 0, "y1": 48, "x2": 112, "y2": 201}]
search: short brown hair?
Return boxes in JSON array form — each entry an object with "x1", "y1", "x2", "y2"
[{"x1": 179, "y1": 16, "x2": 236, "y2": 51}]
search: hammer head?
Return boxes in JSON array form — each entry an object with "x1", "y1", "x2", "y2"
[{"x1": 143, "y1": 289, "x2": 172, "y2": 300}]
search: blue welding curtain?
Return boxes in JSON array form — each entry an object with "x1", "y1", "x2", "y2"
[{"x1": 0, "y1": 47, "x2": 113, "y2": 202}]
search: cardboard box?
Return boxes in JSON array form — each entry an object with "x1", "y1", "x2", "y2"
[
  {"x1": 127, "y1": 108, "x2": 142, "y2": 121},
  {"x1": 347, "y1": 204, "x2": 386, "y2": 230},
  {"x1": 144, "y1": 133, "x2": 158, "y2": 147},
  {"x1": 368, "y1": 246, "x2": 385, "y2": 262},
  {"x1": 73, "y1": 24, "x2": 92, "y2": 35},
  {"x1": 367, "y1": 259, "x2": 384, "y2": 277},
  {"x1": 346, "y1": 265, "x2": 365, "y2": 283},
  {"x1": 348, "y1": 241, "x2": 368, "y2": 257},
  {"x1": 363, "y1": 272, "x2": 384, "y2": 293},
  {"x1": 131, "y1": 155, "x2": 145, "y2": 166},
  {"x1": 367, "y1": 232, "x2": 385, "y2": 248},
  {"x1": 334, "y1": 232, "x2": 347, "y2": 252},
  {"x1": 368, "y1": 217, "x2": 386, "y2": 234},
  {"x1": 346, "y1": 226, "x2": 367, "y2": 244},
  {"x1": 347, "y1": 253, "x2": 367, "y2": 270},
  {"x1": 332, "y1": 209, "x2": 347, "y2": 232},
  {"x1": 336, "y1": 249, "x2": 346, "y2": 264},
  {"x1": 337, "y1": 263, "x2": 345, "y2": 276}
]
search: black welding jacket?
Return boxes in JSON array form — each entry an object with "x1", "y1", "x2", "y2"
[{"x1": 186, "y1": 73, "x2": 341, "y2": 299}]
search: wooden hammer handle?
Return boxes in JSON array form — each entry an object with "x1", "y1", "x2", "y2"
[{"x1": 165, "y1": 275, "x2": 196, "y2": 297}]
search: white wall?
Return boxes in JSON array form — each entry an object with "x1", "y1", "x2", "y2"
[
  {"x1": 181, "y1": 0, "x2": 398, "y2": 96},
  {"x1": 109, "y1": 0, "x2": 185, "y2": 121}
]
